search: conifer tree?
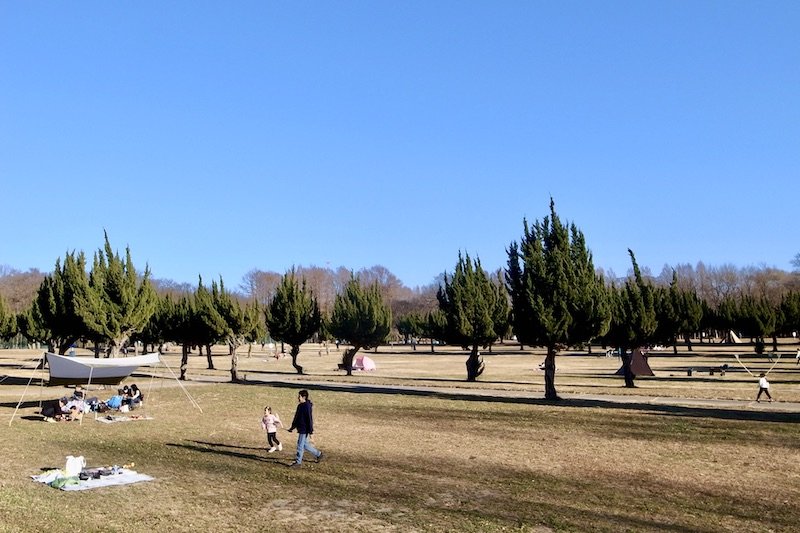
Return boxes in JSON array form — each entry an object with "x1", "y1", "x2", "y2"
[
  {"x1": 736, "y1": 295, "x2": 776, "y2": 354},
  {"x1": 673, "y1": 273, "x2": 703, "y2": 352},
  {"x1": 778, "y1": 292, "x2": 800, "y2": 339},
  {"x1": 194, "y1": 278, "x2": 228, "y2": 370},
  {"x1": 34, "y1": 252, "x2": 93, "y2": 353},
  {"x1": 491, "y1": 271, "x2": 511, "y2": 348},
  {"x1": 82, "y1": 234, "x2": 157, "y2": 356},
  {"x1": 653, "y1": 283, "x2": 678, "y2": 352},
  {"x1": 244, "y1": 305, "x2": 267, "y2": 357},
  {"x1": 714, "y1": 295, "x2": 739, "y2": 335},
  {"x1": 211, "y1": 278, "x2": 262, "y2": 381},
  {"x1": 265, "y1": 270, "x2": 321, "y2": 375},
  {"x1": 602, "y1": 250, "x2": 657, "y2": 387},
  {"x1": 329, "y1": 276, "x2": 391, "y2": 376},
  {"x1": 16, "y1": 306, "x2": 50, "y2": 349},
  {"x1": 506, "y1": 200, "x2": 609, "y2": 399},
  {"x1": 424, "y1": 309, "x2": 447, "y2": 353},
  {"x1": 437, "y1": 253, "x2": 500, "y2": 381},
  {"x1": 396, "y1": 312, "x2": 424, "y2": 347},
  {"x1": 165, "y1": 295, "x2": 196, "y2": 380},
  {"x1": 134, "y1": 293, "x2": 172, "y2": 353}
]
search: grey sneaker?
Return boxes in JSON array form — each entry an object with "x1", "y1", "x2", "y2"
[
  {"x1": 288, "y1": 462, "x2": 301, "y2": 468},
  {"x1": 316, "y1": 452, "x2": 324, "y2": 463}
]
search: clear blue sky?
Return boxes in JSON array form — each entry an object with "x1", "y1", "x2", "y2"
[{"x1": 2, "y1": 2, "x2": 798, "y2": 289}]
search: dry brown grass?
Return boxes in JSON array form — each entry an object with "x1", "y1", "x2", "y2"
[{"x1": 1, "y1": 343, "x2": 799, "y2": 532}]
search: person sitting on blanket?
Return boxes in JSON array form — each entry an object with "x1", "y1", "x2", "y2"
[
  {"x1": 122, "y1": 384, "x2": 142, "y2": 409},
  {"x1": 103, "y1": 389, "x2": 125, "y2": 411},
  {"x1": 41, "y1": 398, "x2": 67, "y2": 422},
  {"x1": 128, "y1": 384, "x2": 143, "y2": 408},
  {"x1": 64, "y1": 398, "x2": 89, "y2": 415}
]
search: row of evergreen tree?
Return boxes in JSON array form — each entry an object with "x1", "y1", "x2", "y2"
[{"x1": 1, "y1": 204, "x2": 799, "y2": 398}]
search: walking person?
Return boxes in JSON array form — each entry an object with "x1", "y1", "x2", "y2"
[
  {"x1": 756, "y1": 373, "x2": 773, "y2": 402},
  {"x1": 261, "y1": 406, "x2": 283, "y2": 453},
  {"x1": 287, "y1": 389, "x2": 323, "y2": 467}
]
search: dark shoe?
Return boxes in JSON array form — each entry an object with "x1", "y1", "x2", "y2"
[
  {"x1": 288, "y1": 462, "x2": 301, "y2": 468},
  {"x1": 316, "y1": 452, "x2": 324, "y2": 463}
]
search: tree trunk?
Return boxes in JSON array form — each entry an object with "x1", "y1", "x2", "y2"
[
  {"x1": 430, "y1": 340, "x2": 435, "y2": 353},
  {"x1": 230, "y1": 343, "x2": 240, "y2": 382},
  {"x1": 290, "y1": 345, "x2": 303, "y2": 374},
  {"x1": 772, "y1": 335, "x2": 778, "y2": 352},
  {"x1": 206, "y1": 344, "x2": 215, "y2": 369},
  {"x1": 180, "y1": 344, "x2": 189, "y2": 380},
  {"x1": 543, "y1": 347, "x2": 558, "y2": 400},
  {"x1": 465, "y1": 345, "x2": 484, "y2": 382},
  {"x1": 342, "y1": 347, "x2": 358, "y2": 376},
  {"x1": 621, "y1": 349, "x2": 635, "y2": 388}
]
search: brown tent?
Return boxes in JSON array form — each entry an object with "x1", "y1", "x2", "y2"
[{"x1": 615, "y1": 348, "x2": 654, "y2": 377}]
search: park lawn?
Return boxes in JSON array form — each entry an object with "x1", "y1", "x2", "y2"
[{"x1": 2, "y1": 376, "x2": 799, "y2": 532}]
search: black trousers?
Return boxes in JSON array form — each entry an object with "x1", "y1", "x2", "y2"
[{"x1": 267, "y1": 432, "x2": 280, "y2": 447}]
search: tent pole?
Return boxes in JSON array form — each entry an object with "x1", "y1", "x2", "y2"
[
  {"x1": 38, "y1": 352, "x2": 46, "y2": 411},
  {"x1": 9, "y1": 351, "x2": 45, "y2": 427},
  {"x1": 82, "y1": 367, "x2": 94, "y2": 426},
  {"x1": 159, "y1": 356, "x2": 203, "y2": 413}
]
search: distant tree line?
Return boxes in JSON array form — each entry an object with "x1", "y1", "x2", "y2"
[{"x1": 1, "y1": 212, "x2": 799, "y2": 398}]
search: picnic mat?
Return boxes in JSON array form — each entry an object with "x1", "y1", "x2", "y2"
[
  {"x1": 32, "y1": 468, "x2": 154, "y2": 491},
  {"x1": 96, "y1": 414, "x2": 153, "y2": 424}
]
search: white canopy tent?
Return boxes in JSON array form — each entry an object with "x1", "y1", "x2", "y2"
[
  {"x1": 9, "y1": 352, "x2": 202, "y2": 426},
  {"x1": 46, "y1": 352, "x2": 162, "y2": 386}
]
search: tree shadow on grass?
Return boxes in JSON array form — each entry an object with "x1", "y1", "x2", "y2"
[
  {"x1": 0, "y1": 399, "x2": 47, "y2": 409},
  {"x1": 243, "y1": 373, "x2": 538, "y2": 387},
  {"x1": 0, "y1": 376, "x2": 47, "y2": 386},
  {"x1": 244, "y1": 379, "x2": 800, "y2": 424},
  {"x1": 166, "y1": 441, "x2": 287, "y2": 465},
  {"x1": 189, "y1": 440, "x2": 264, "y2": 452}
]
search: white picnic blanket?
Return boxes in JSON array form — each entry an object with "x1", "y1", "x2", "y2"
[{"x1": 32, "y1": 468, "x2": 154, "y2": 491}]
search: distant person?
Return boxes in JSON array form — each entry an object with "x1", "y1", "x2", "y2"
[
  {"x1": 756, "y1": 373, "x2": 773, "y2": 403},
  {"x1": 41, "y1": 398, "x2": 67, "y2": 422},
  {"x1": 795, "y1": 348, "x2": 800, "y2": 366},
  {"x1": 261, "y1": 406, "x2": 283, "y2": 453},
  {"x1": 127, "y1": 384, "x2": 142, "y2": 408},
  {"x1": 104, "y1": 389, "x2": 125, "y2": 410},
  {"x1": 287, "y1": 389, "x2": 323, "y2": 467}
]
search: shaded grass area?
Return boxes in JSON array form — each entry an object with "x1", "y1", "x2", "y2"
[{"x1": 2, "y1": 382, "x2": 800, "y2": 532}]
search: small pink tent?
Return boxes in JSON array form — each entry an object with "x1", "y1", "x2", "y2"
[{"x1": 354, "y1": 355, "x2": 377, "y2": 372}]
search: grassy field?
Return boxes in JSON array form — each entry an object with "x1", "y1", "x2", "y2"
[{"x1": 1, "y1": 343, "x2": 799, "y2": 532}]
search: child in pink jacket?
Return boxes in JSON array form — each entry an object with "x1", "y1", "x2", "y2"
[{"x1": 261, "y1": 406, "x2": 283, "y2": 452}]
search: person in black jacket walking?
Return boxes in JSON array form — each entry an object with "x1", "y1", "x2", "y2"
[{"x1": 287, "y1": 389, "x2": 323, "y2": 467}]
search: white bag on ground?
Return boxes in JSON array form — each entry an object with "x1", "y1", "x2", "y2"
[{"x1": 64, "y1": 455, "x2": 85, "y2": 477}]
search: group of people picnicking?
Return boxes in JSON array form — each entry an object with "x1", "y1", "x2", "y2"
[
  {"x1": 40, "y1": 384, "x2": 144, "y2": 422},
  {"x1": 261, "y1": 389, "x2": 324, "y2": 468}
]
